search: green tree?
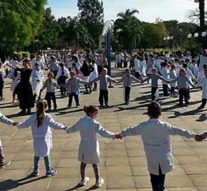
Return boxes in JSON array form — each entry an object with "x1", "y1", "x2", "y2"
[
  {"x1": 77, "y1": 0, "x2": 104, "y2": 48},
  {"x1": 35, "y1": 8, "x2": 60, "y2": 50},
  {"x1": 66, "y1": 17, "x2": 92, "y2": 49},
  {"x1": 57, "y1": 16, "x2": 71, "y2": 49},
  {"x1": 0, "y1": 0, "x2": 47, "y2": 58},
  {"x1": 140, "y1": 22, "x2": 166, "y2": 49},
  {"x1": 114, "y1": 9, "x2": 143, "y2": 51}
]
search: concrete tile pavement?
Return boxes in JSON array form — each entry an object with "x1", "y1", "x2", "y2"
[{"x1": 0, "y1": 67, "x2": 207, "y2": 190}]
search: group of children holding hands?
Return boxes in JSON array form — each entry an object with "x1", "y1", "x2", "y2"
[
  {"x1": 0, "y1": 99, "x2": 207, "y2": 190},
  {"x1": 29, "y1": 54, "x2": 207, "y2": 113}
]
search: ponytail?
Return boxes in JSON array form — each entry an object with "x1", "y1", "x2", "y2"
[{"x1": 36, "y1": 100, "x2": 47, "y2": 127}]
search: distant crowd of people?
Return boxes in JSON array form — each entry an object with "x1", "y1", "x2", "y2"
[{"x1": 0, "y1": 49, "x2": 206, "y2": 112}]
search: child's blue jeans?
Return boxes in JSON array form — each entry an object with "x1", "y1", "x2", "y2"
[{"x1": 34, "y1": 155, "x2": 51, "y2": 172}]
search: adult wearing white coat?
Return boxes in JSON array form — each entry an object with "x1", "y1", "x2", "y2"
[
  {"x1": 56, "y1": 62, "x2": 70, "y2": 96},
  {"x1": 195, "y1": 69, "x2": 207, "y2": 109},
  {"x1": 31, "y1": 63, "x2": 44, "y2": 100}
]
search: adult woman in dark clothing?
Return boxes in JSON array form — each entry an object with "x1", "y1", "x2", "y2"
[
  {"x1": 80, "y1": 59, "x2": 93, "y2": 94},
  {"x1": 16, "y1": 58, "x2": 33, "y2": 115}
]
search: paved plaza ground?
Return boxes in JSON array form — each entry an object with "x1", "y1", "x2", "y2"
[{"x1": 1, "y1": 67, "x2": 207, "y2": 191}]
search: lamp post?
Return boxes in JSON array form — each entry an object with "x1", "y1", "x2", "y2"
[
  {"x1": 102, "y1": 20, "x2": 114, "y2": 76},
  {"x1": 116, "y1": 28, "x2": 123, "y2": 50},
  {"x1": 163, "y1": 36, "x2": 173, "y2": 49},
  {"x1": 194, "y1": 32, "x2": 199, "y2": 38},
  {"x1": 163, "y1": 37, "x2": 167, "y2": 49},
  {"x1": 169, "y1": 36, "x2": 174, "y2": 49}
]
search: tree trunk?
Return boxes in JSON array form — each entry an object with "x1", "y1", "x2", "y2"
[{"x1": 199, "y1": 0, "x2": 205, "y2": 31}]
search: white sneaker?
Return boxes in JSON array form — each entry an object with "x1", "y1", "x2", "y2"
[
  {"x1": 79, "y1": 176, "x2": 90, "y2": 186},
  {"x1": 95, "y1": 178, "x2": 104, "y2": 188}
]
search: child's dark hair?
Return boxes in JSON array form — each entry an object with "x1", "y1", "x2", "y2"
[
  {"x1": 36, "y1": 99, "x2": 47, "y2": 127},
  {"x1": 83, "y1": 105, "x2": 98, "y2": 116},
  {"x1": 147, "y1": 101, "x2": 161, "y2": 118}
]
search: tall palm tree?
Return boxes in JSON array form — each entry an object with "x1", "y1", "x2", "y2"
[
  {"x1": 114, "y1": 9, "x2": 143, "y2": 51},
  {"x1": 194, "y1": 0, "x2": 205, "y2": 31}
]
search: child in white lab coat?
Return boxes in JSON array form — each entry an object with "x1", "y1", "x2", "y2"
[
  {"x1": 195, "y1": 68, "x2": 207, "y2": 109},
  {"x1": 116, "y1": 102, "x2": 200, "y2": 191},
  {"x1": 17, "y1": 100, "x2": 66, "y2": 177},
  {"x1": 0, "y1": 113, "x2": 18, "y2": 167},
  {"x1": 65, "y1": 105, "x2": 116, "y2": 188}
]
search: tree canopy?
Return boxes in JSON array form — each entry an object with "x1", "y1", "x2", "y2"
[
  {"x1": 77, "y1": 0, "x2": 104, "y2": 48},
  {"x1": 0, "y1": 0, "x2": 47, "y2": 56}
]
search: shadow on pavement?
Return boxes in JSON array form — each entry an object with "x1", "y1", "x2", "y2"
[
  {"x1": 65, "y1": 183, "x2": 83, "y2": 191},
  {"x1": 0, "y1": 175, "x2": 47, "y2": 191}
]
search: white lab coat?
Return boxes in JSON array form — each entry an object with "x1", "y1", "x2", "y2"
[
  {"x1": 89, "y1": 63, "x2": 98, "y2": 81},
  {"x1": 17, "y1": 113, "x2": 64, "y2": 157},
  {"x1": 10, "y1": 71, "x2": 20, "y2": 92},
  {"x1": 0, "y1": 113, "x2": 14, "y2": 146},
  {"x1": 121, "y1": 119, "x2": 195, "y2": 175},
  {"x1": 195, "y1": 76, "x2": 207, "y2": 99},
  {"x1": 66, "y1": 116, "x2": 115, "y2": 164},
  {"x1": 56, "y1": 66, "x2": 70, "y2": 80},
  {"x1": 31, "y1": 69, "x2": 44, "y2": 96}
]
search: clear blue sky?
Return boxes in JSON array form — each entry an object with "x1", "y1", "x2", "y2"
[{"x1": 47, "y1": 0, "x2": 197, "y2": 23}]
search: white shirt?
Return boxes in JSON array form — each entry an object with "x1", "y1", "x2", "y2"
[
  {"x1": 121, "y1": 118, "x2": 195, "y2": 175},
  {"x1": 17, "y1": 113, "x2": 64, "y2": 157},
  {"x1": 134, "y1": 58, "x2": 141, "y2": 73},
  {"x1": 195, "y1": 76, "x2": 207, "y2": 98},
  {"x1": 0, "y1": 113, "x2": 14, "y2": 146},
  {"x1": 56, "y1": 66, "x2": 70, "y2": 80},
  {"x1": 160, "y1": 67, "x2": 169, "y2": 85},
  {"x1": 31, "y1": 69, "x2": 44, "y2": 96},
  {"x1": 66, "y1": 116, "x2": 115, "y2": 164}
]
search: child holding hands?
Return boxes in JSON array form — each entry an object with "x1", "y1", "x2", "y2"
[
  {"x1": 65, "y1": 105, "x2": 117, "y2": 187},
  {"x1": 0, "y1": 113, "x2": 18, "y2": 167},
  {"x1": 117, "y1": 68, "x2": 140, "y2": 105},
  {"x1": 40, "y1": 72, "x2": 58, "y2": 111},
  {"x1": 116, "y1": 102, "x2": 201, "y2": 191},
  {"x1": 16, "y1": 100, "x2": 66, "y2": 177},
  {"x1": 89, "y1": 68, "x2": 117, "y2": 107}
]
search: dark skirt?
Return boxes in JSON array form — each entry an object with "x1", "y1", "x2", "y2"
[{"x1": 16, "y1": 82, "x2": 34, "y2": 109}]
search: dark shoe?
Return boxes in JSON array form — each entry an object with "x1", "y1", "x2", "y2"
[
  {"x1": 197, "y1": 105, "x2": 205, "y2": 110},
  {"x1": 178, "y1": 103, "x2": 183, "y2": 107},
  {"x1": 0, "y1": 160, "x2": 10, "y2": 168},
  {"x1": 29, "y1": 171, "x2": 39, "y2": 177},
  {"x1": 17, "y1": 110, "x2": 26, "y2": 116},
  {"x1": 46, "y1": 168, "x2": 57, "y2": 177},
  {"x1": 27, "y1": 110, "x2": 31, "y2": 115}
]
